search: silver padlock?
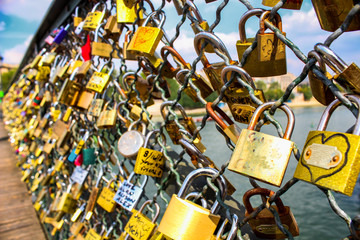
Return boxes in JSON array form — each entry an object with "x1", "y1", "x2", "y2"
[{"x1": 117, "y1": 122, "x2": 146, "y2": 160}]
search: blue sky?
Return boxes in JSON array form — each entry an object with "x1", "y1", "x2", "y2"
[{"x1": 0, "y1": 0, "x2": 359, "y2": 76}]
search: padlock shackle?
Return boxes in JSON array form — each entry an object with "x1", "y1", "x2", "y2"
[
  {"x1": 137, "y1": 200, "x2": 160, "y2": 223},
  {"x1": 314, "y1": 43, "x2": 348, "y2": 73},
  {"x1": 194, "y1": 32, "x2": 231, "y2": 67},
  {"x1": 122, "y1": 72, "x2": 143, "y2": 91},
  {"x1": 185, "y1": 0, "x2": 205, "y2": 23},
  {"x1": 243, "y1": 188, "x2": 286, "y2": 214},
  {"x1": 178, "y1": 137, "x2": 212, "y2": 167},
  {"x1": 248, "y1": 102, "x2": 295, "y2": 140},
  {"x1": 308, "y1": 50, "x2": 327, "y2": 72},
  {"x1": 206, "y1": 102, "x2": 235, "y2": 130},
  {"x1": 116, "y1": 101, "x2": 130, "y2": 124},
  {"x1": 160, "y1": 101, "x2": 188, "y2": 120},
  {"x1": 142, "y1": 10, "x2": 166, "y2": 28},
  {"x1": 318, "y1": 94, "x2": 360, "y2": 135},
  {"x1": 184, "y1": 192, "x2": 208, "y2": 209},
  {"x1": 128, "y1": 121, "x2": 147, "y2": 135},
  {"x1": 161, "y1": 45, "x2": 188, "y2": 69},
  {"x1": 239, "y1": 8, "x2": 265, "y2": 42},
  {"x1": 94, "y1": 22, "x2": 106, "y2": 42},
  {"x1": 259, "y1": 11, "x2": 282, "y2": 34},
  {"x1": 176, "y1": 69, "x2": 201, "y2": 86},
  {"x1": 144, "y1": 129, "x2": 166, "y2": 149},
  {"x1": 127, "y1": 172, "x2": 148, "y2": 189},
  {"x1": 221, "y1": 65, "x2": 256, "y2": 89},
  {"x1": 227, "y1": 214, "x2": 239, "y2": 240},
  {"x1": 177, "y1": 167, "x2": 227, "y2": 214},
  {"x1": 134, "y1": 0, "x2": 155, "y2": 17}
]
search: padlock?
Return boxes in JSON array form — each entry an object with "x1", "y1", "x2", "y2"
[
  {"x1": 210, "y1": 214, "x2": 239, "y2": 240},
  {"x1": 206, "y1": 102, "x2": 241, "y2": 144},
  {"x1": 221, "y1": 65, "x2": 267, "y2": 124},
  {"x1": 29, "y1": 48, "x2": 47, "y2": 69},
  {"x1": 96, "y1": 179, "x2": 117, "y2": 212},
  {"x1": 123, "y1": 31, "x2": 138, "y2": 60},
  {"x1": 311, "y1": 0, "x2": 360, "y2": 32},
  {"x1": 117, "y1": 0, "x2": 143, "y2": 23},
  {"x1": 39, "y1": 52, "x2": 57, "y2": 66},
  {"x1": 84, "y1": 228, "x2": 102, "y2": 240},
  {"x1": 73, "y1": 6, "x2": 83, "y2": 27},
  {"x1": 307, "y1": 50, "x2": 335, "y2": 106},
  {"x1": 122, "y1": 72, "x2": 151, "y2": 103},
  {"x1": 294, "y1": 95, "x2": 360, "y2": 196},
  {"x1": 161, "y1": 101, "x2": 200, "y2": 144},
  {"x1": 83, "y1": 3, "x2": 107, "y2": 31},
  {"x1": 118, "y1": 122, "x2": 146, "y2": 159},
  {"x1": 113, "y1": 172, "x2": 148, "y2": 211},
  {"x1": 127, "y1": 11, "x2": 166, "y2": 57},
  {"x1": 236, "y1": 9, "x2": 287, "y2": 77},
  {"x1": 84, "y1": 166, "x2": 104, "y2": 220},
  {"x1": 91, "y1": 23, "x2": 120, "y2": 58},
  {"x1": 77, "y1": 90, "x2": 95, "y2": 110},
  {"x1": 228, "y1": 102, "x2": 295, "y2": 187},
  {"x1": 262, "y1": 0, "x2": 303, "y2": 10},
  {"x1": 86, "y1": 63, "x2": 114, "y2": 93},
  {"x1": 35, "y1": 66, "x2": 51, "y2": 81},
  {"x1": 88, "y1": 94, "x2": 104, "y2": 117},
  {"x1": 257, "y1": 11, "x2": 286, "y2": 63},
  {"x1": 243, "y1": 188, "x2": 299, "y2": 239},
  {"x1": 134, "y1": 130, "x2": 165, "y2": 178},
  {"x1": 314, "y1": 43, "x2": 360, "y2": 94},
  {"x1": 104, "y1": 15, "x2": 123, "y2": 40},
  {"x1": 82, "y1": 137, "x2": 97, "y2": 166},
  {"x1": 96, "y1": 101, "x2": 117, "y2": 129},
  {"x1": 116, "y1": 101, "x2": 131, "y2": 127},
  {"x1": 75, "y1": 60, "x2": 92, "y2": 79},
  {"x1": 58, "y1": 68, "x2": 82, "y2": 106},
  {"x1": 56, "y1": 183, "x2": 76, "y2": 214},
  {"x1": 124, "y1": 200, "x2": 160, "y2": 240},
  {"x1": 157, "y1": 168, "x2": 227, "y2": 240},
  {"x1": 66, "y1": 54, "x2": 83, "y2": 76},
  {"x1": 53, "y1": 24, "x2": 70, "y2": 45},
  {"x1": 194, "y1": 32, "x2": 237, "y2": 93}
]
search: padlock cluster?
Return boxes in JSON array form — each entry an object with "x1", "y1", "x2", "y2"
[{"x1": 2, "y1": 0, "x2": 360, "y2": 239}]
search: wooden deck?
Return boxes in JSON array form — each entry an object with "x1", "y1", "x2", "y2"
[{"x1": 0, "y1": 122, "x2": 46, "y2": 240}]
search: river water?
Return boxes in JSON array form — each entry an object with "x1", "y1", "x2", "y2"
[{"x1": 196, "y1": 105, "x2": 360, "y2": 239}]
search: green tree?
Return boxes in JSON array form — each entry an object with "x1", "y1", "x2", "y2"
[
  {"x1": 298, "y1": 84, "x2": 313, "y2": 101},
  {"x1": 256, "y1": 80, "x2": 267, "y2": 91},
  {"x1": 264, "y1": 81, "x2": 284, "y2": 101},
  {"x1": 1, "y1": 68, "x2": 17, "y2": 90}
]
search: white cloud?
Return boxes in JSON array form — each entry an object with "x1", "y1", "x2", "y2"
[
  {"x1": 0, "y1": 21, "x2": 5, "y2": 31},
  {"x1": 0, "y1": 0, "x2": 52, "y2": 21},
  {"x1": 3, "y1": 35, "x2": 32, "y2": 64}
]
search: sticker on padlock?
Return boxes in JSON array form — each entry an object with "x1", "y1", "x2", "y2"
[
  {"x1": 70, "y1": 166, "x2": 89, "y2": 185},
  {"x1": 124, "y1": 200, "x2": 160, "y2": 240},
  {"x1": 157, "y1": 168, "x2": 227, "y2": 240},
  {"x1": 294, "y1": 95, "x2": 360, "y2": 196},
  {"x1": 113, "y1": 172, "x2": 148, "y2": 211},
  {"x1": 228, "y1": 102, "x2": 295, "y2": 187},
  {"x1": 134, "y1": 130, "x2": 165, "y2": 178}
]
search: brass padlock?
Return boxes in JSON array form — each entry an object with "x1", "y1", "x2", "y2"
[
  {"x1": 257, "y1": 11, "x2": 286, "y2": 63},
  {"x1": 104, "y1": 15, "x2": 122, "y2": 40},
  {"x1": 29, "y1": 48, "x2": 46, "y2": 69},
  {"x1": 315, "y1": 43, "x2": 360, "y2": 94},
  {"x1": 311, "y1": 0, "x2": 360, "y2": 32},
  {"x1": 161, "y1": 101, "x2": 200, "y2": 144},
  {"x1": 35, "y1": 66, "x2": 51, "y2": 81},
  {"x1": 228, "y1": 102, "x2": 295, "y2": 187},
  {"x1": 194, "y1": 32, "x2": 237, "y2": 93},
  {"x1": 75, "y1": 60, "x2": 92, "y2": 79},
  {"x1": 88, "y1": 96, "x2": 104, "y2": 117},
  {"x1": 91, "y1": 24, "x2": 120, "y2": 58},
  {"x1": 294, "y1": 95, "x2": 360, "y2": 196},
  {"x1": 127, "y1": 11, "x2": 165, "y2": 57},
  {"x1": 236, "y1": 9, "x2": 286, "y2": 77},
  {"x1": 73, "y1": 6, "x2": 83, "y2": 27},
  {"x1": 56, "y1": 184, "x2": 76, "y2": 214},
  {"x1": 262, "y1": 0, "x2": 303, "y2": 10},
  {"x1": 39, "y1": 52, "x2": 57, "y2": 66},
  {"x1": 243, "y1": 188, "x2": 299, "y2": 239},
  {"x1": 83, "y1": 3, "x2": 107, "y2": 31},
  {"x1": 157, "y1": 168, "x2": 227, "y2": 240},
  {"x1": 97, "y1": 101, "x2": 117, "y2": 129},
  {"x1": 86, "y1": 63, "x2": 114, "y2": 93},
  {"x1": 122, "y1": 72, "x2": 151, "y2": 103},
  {"x1": 307, "y1": 50, "x2": 335, "y2": 106},
  {"x1": 222, "y1": 65, "x2": 267, "y2": 124},
  {"x1": 117, "y1": 0, "x2": 143, "y2": 23},
  {"x1": 96, "y1": 179, "x2": 117, "y2": 212},
  {"x1": 123, "y1": 31, "x2": 138, "y2": 60},
  {"x1": 206, "y1": 102, "x2": 241, "y2": 144},
  {"x1": 124, "y1": 200, "x2": 160, "y2": 240},
  {"x1": 77, "y1": 90, "x2": 94, "y2": 110},
  {"x1": 58, "y1": 69, "x2": 82, "y2": 106}
]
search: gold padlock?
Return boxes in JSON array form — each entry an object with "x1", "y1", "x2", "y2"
[
  {"x1": 76, "y1": 60, "x2": 92, "y2": 79},
  {"x1": 73, "y1": 6, "x2": 83, "y2": 27},
  {"x1": 104, "y1": 15, "x2": 123, "y2": 40},
  {"x1": 307, "y1": 50, "x2": 335, "y2": 106},
  {"x1": 58, "y1": 69, "x2": 82, "y2": 106},
  {"x1": 236, "y1": 9, "x2": 286, "y2": 77},
  {"x1": 222, "y1": 65, "x2": 267, "y2": 124},
  {"x1": 161, "y1": 101, "x2": 200, "y2": 144},
  {"x1": 83, "y1": 2, "x2": 107, "y2": 31},
  {"x1": 29, "y1": 48, "x2": 46, "y2": 69},
  {"x1": 315, "y1": 43, "x2": 360, "y2": 94},
  {"x1": 228, "y1": 102, "x2": 295, "y2": 187},
  {"x1": 243, "y1": 188, "x2": 299, "y2": 239},
  {"x1": 97, "y1": 101, "x2": 117, "y2": 129},
  {"x1": 206, "y1": 102, "x2": 241, "y2": 144},
  {"x1": 262, "y1": 0, "x2": 303, "y2": 9},
  {"x1": 122, "y1": 72, "x2": 151, "y2": 104},
  {"x1": 96, "y1": 180, "x2": 117, "y2": 212},
  {"x1": 123, "y1": 31, "x2": 138, "y2": 60},
  {"x1": 294, "y1": 95, "x2": 360, "y2": 196},
  {"x1": 194, "y1": 32, "x2": 237, "y2": 93},
  {"x1": 77, "y1": 90, "x2": 95, "y2": 110},
  {"x1": 157, "y1": 168, "x2": 227, "y2": 240},
  {"x1": 127, "y1": 11, "x2": 165, "y2": 57},
  {"x1": 311, "y1": 0, "x2": 360, "y2": 32},
  {"x1": 124, "y1": 200, "x2": 160, "y2": 240},
  {"x1": 86, "y1": 63, "x2": 114, "y2": 94},
  {"x1": 117, "y1": 0, "x2": 143, "y2": 24},
  {"x1": 91, "y1": 24, "x2": 120, "y2": 58}
]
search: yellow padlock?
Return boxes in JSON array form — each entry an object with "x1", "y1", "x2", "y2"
[
  {"x1": 83, "y1": 3, "x2": 107, "y2": 31},
  {"x1": 96, "y1": 179, "x2": 117, "y2": 212}
]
